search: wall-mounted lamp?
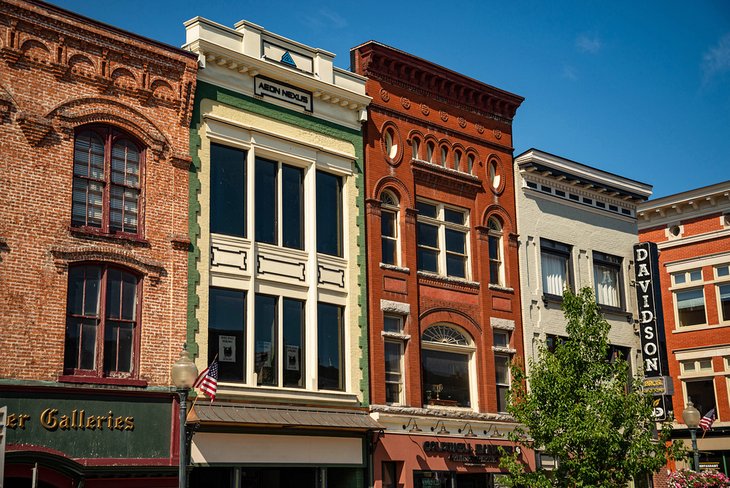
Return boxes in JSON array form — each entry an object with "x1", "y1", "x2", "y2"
[
  {"x1": 402, "y1": 418, "x2": 422, "y2": 433},
  {"x1": 431, "y1": 420, "x2": 450, "y2": 435},
  {"x1": 458, "y1": 422, "x2": 477, "y2": 438},
  {"x1": 483, "y1": 425, "x2": 503, "y2": 438}
]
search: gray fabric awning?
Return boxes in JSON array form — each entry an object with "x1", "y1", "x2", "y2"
[{"x1": 191, "y1": 403, "x2": 382, "y2": 431}]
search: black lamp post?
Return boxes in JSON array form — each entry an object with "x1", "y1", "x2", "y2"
[
  {"x1": 682, "y1": 401, "x2": 701, "y2": 472},
  {"x1": 171, "y1": 345, "x2": 198, "y2": 488}
]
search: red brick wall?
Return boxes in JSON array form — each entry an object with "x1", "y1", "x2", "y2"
[
  {"x1": 353, "y1": 43, "x2": 525, "y2": 412},
  {"x1": 0, "y1": 0, "x2": 197, "y2": 386}
]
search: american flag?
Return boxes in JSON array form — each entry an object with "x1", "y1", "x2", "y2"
[
  {"x1": 699, "y1": 408, "x2": 717, "y2": 432},
  {"x1": 194, "y1": 360, "x2": 218, "y2": 402}
]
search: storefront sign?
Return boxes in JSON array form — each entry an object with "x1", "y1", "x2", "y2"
[
  {"x1": 5, "y1": 408, "x2": 134, "y2": 431},
  {"x1": 634, "y1": 242, "x2": 672, "y2": 421},
  {"x1": 254, "y1": 76, "x2": 313, "y2": 112},
  {"x1": 422, "y1": 441, "x2": 514, "y2": 465}
]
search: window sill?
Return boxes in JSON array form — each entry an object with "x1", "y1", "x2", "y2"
[
  {"x1": 58, "y1": 375, "x2": 148, "y2": 388},
  {"x1": 417, "y1": 271, "x2": 480, "y2": 289},
  {"x1": 488, "y1": 284, "x2": 514, "y2": 294},
  {"x1": 380, "y1": 263, "x2": 410, "y2": 274},
  {"x1": 382, "y1": 331, "x2": 411, "y2": 340},
  {"x1": 598, "y1": 305, "x2": 632, "y2": 321},
  {"x1": 70, "y1": 226, "x2": 149, "y2": 246},
  {"x1": 492, "y1": 346, "x2": 516, "y2": 354},
  {"x1": 425, "y1": 403, "x2": 474, "y2": 412},
  {"x1": 541, "y1": 294, "x2": 564, "y2": 306},
  {"x1": 672, "y1": 323, "x2": 730, "y2": 334}
]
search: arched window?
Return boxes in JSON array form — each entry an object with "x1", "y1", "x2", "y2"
[
  {"x1": 72, "y1": 127, "x2": 143, "y2": 235},
  {"x1": 426, "y1": 141, "x2": 435, "y2": 163},
  {"x1": 384, "y1": 126, "x2": 398, "y2": 161},
  {"x1": 64, "y1": 263, "x2": 141, "y2": 377},
  {"x1": 421, "y1": 325, "x2": 475, "y2": 408},
  {"x1": 488, "y1": 217, "x2": 504, "y2": 286},
  {"x1": 440, "y1": 146, "x2": 448, "y2": 167},
  {"x1": 454, "y1": 150, "x2": 462, "y2": 171},
  {"x1": 411, "y1": 137, "x2": 421, "y2": 160},
  {"x1": 467, "y1": 154, "x2": 475, "y2": 174},
  {"x1": 380, "y1": 191, "x2": 399, "y2": 265}
]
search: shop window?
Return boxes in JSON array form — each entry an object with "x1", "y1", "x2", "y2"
[
  {"x1": 541, "y1": 239, "x2": 572, "y2": 298},
  {"x1": 316, "y1": 171, "x2": 343, "y2": 257},
  {"x1": 672, "y1": 269, "x2": 706, "y2": 327},
  {"x1": 495, "y1": 354, "x2": 510, "y2": 412},
  {"x1": 210, "y1": 143, "x2": 247, "y2": 238},
  {"x1": 380, "y1": 191, "x2": 400, "y2": 265},
  {"x1": 72, "y1": 127, "x2": 143, "y2": 236},
  {"x1": 253, "y1": 295, "x2": 306, "y2": 388},
  {"x1": 255, "y1": 158, "x2": 304, "y2": 250},
  {"x1": 318, "y1": 302, "x2": 344, "y2": 391},
  {"x1": 416, "y1": 200, "x2": 469, "y2": 279},
  {"x1": 209, "y1": 287, "x2": 246, "y2": 382},
  {"x1": 64, "y1": 264, "x2": 140, "y2": 378},
  {"x1": 593, "y1": 251, "x2": 623, "y2": 309},
  {"x1": 421, "y1": 325, "x2": 474, "y2": 408},
  {"x1": 384, "y1": 340, "x2": 404, "y2": 404},
  {"x1": 487, "y1": 217, "x2": 504, "y2": 286},
  {"x1": 685, "y1": 378, "x2": 717, "y2": 417}
]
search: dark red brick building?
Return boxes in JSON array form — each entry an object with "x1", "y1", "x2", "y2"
[
  {"x1": 0, "y1": 1, "x2": 197, "y2": 485},
  {"x1": 352, "y1": 42, "x2": 531, "y2": 488},
  {"x1": 638, "y1": 181, "x2": 730, "y2": 481}
]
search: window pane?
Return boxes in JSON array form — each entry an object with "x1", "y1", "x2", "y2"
[
  {"x1": 717, "y1": 265, "x2": 730, "y2": 277},
  {"x1": 444, "y1": 208, "x2": 465, "y2": 225},
  {"x1": 418, "y1": 248, "x2": 439, "y2": 273},
  {"x1": 673, "y1": 273, "x2": 686, "y2": 285},
  {"x1": 104, "y1": 320, "x2": 133, "y2": 374},
  {"x1": 209, "y1": 287, "x2": 246, "y2": 382},
  {"x1": 74, "y1": 131, "x2": 104, "y2": 179},
  {"x1": 283, "y1": 298, "x2": 305, "y2": 388},
  {"x1": 594, "y1": 262, "x2": 620, "y2": 307},
  {"x1": 493, "y1": 332, "x2": 509, "y2": 348},
  {"x1": 106, "y1": 268, "x2": 121, "y2": 319},
  {"x1": 72, "y1": 179, "x2": 103, "y2": 228},
  {"x1": 282, "y1": 165, "x2": 304, "y2": 250},
  {"x1": 83, "y1": 266, "x2": 101, "y2": 317},
  {"x1": 381, "y1": 210, "x2": 396, "y2": 237},
  {"x1": 689, "y1": 269, "x2": 703, "y2": 282},
  {"x1": 211, "y1": 143, "x2": 247, "y2": 237},
  {"x1": 111, "y1": 139, "x2": 140, "y2": 187},
  {"x1": 720, "y1": 284, "x2": 730, "y2": 322},
  {"x1": 676, "y1": 289, "x2": 706, "y2": 326},
  {"x1": 446, "y1": 254, "x2": 466, "y2": 278},
  {"x1": 109, "y1": 186, "x2": 139, "y2": 234},
  {"x1": 495, "y1": 355, "x2": 509, "y2": 384},
  {"x1": 685, "y1": 379, "x2": 717, "y2": 416},
  {"x1": 255, "y1": 158, "x2": 278, "y2": 245},
  {"x1": 67, "y1": 266, "x2": 86, "y2": 314},
  {"x1": 416, "y1": 201, "x2": 437, "y2": 218},
  {"x1": 422, "y1": 349, "x2": 470, "y2": 407},
  {"x1": 497, "y1": 385, "x2": 509, "y2": 413},
  {"x1": 382, "y1": 238, "x2": 396, "y2": 265},
  {"x1": 384, "y1": 341, "x2": 402, "y2": 404},
  {"x1": 318, "y1": 302, "x2": 344, "y2": 390},
  {"x1": 488, "y1": 235, "x2": 500, "y2": 261},
  {"x1": 383, "y1": 315, "x2": 402, "y2": 333},
  {"x1": 316, "y1": 172, "x2": 343, "y2": 256},
  {"x1": 490, "y1": 262, "x2": 501, "y2": 286},
  {"x1": 417, "y1": 222, "x2": 438, "y2": 248},
  {"x1": 255, "y1": 294, "x2": 278, "y2": 386},
  {"x1": 80, "y1": 319, "x2": 97, "y2": 370},
  {"x1": 445, "y1": 229, "x2": 465, "y2": 253},
  {"x1": 542, "y1": 252, "x2": 568, "y2": 296}
]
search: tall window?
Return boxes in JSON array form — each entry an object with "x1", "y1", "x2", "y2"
[
  {"x1": 421, "y1": 325, "x2": 474, "y2": 408},
  {"x1": 316, "y1": 171, "x2": 343, "y2": 257},
  {"x1": 411, "y1": 137, "x2": 421, "y2": 160},
  {"x1": 494, "y1": 354, "x2": 510, "y2": 412},
  {"x1": 487, "y1": 218, "x2": 504, "y2": 286},
  {"x1": 255, "y1": 158, "x2": 304, "y2": 249},
  {"x1": 383, "y1": 314, "x2": 405, "y2": 404},
  {"x1": 672, "y1": 269, "x2": 706, "y2": 327},
  {"x1": 72, "y1": 127, "x2": 142, "y2": 235},
  {"x1": 417, "y1": 200, "x2": 469, "y2": 278},
  {"x1": 209, "y1": 287, "x2": 246, "y2": 382},
  {"x1": 64, "y1": 264, "x2": 139, "y2": 377},
  {"x1": 454, "y1": 150, "x2": 462, "y2": 171},
  {"x1": 254, "y1": 295, "x2": 306, "y2": 387},
  {"x1": 440, "y1": 146, "x2": 448, "y2": 167},
  {"x1": 380, "y1": 191, "x2": 399, "y2": 265},
  {"x1": 593, "y1": 251, "x2": 623, "y2": 308},
  {"x1": 541, "y1": 239, "x2": 572, "y2": 297},
  {"x1": 716, "y1": 265, "x2": 730, "y2": 322},
  {"x1": 318, "y1": 302, "x2": 344, "y2": 390},
  {"x1": 426, "y1": 141, "x2": 435, "y2": 163},
  {"x1": 210, "y1": 143, "x2": 246, "y2": 237},
  {"x1": 681, "y1": 358, "x2": 717, "y2": 418}
]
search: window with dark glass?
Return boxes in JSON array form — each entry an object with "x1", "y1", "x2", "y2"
[
  {"x1": 210, "y1": 143, "x2": 246, "y2": 237},
  {"x1": 255, "y1": 158, "x2": 304, "y2": 249},
  {"x1": 495, "y1": 354, "x2": 510, "y2": 413},
  {"x1": 255, "y1": 294, "x2": 278, "y2": 386},
  {"x1": 380, "y1": 192, "x2": 399, "y2": 265},
  {"x1": 593, "y1": 251, "x2": 623, "y2": 308},
  {"x1": 209, "y1": 287, "x2": 246, "y2": 382},
  {"x1": 541, "y1": 239, "x2": 572, "y2": 297},
  {"x1": 685, "y1": 379, "x2": 717, "y2": 417},
  {"x1": 64, "y1": 264, "x2": 139, "y2": 377},
  {"x1": 282, "y1": 298, "x2": 305, "y2": 388},
  {"x1": 318, "y1": 302, "x2": 344, "y2": 390},
  {"x1": 316, "y1": 171, "x2": 343, "y2": 257},
  {"x1": 488, "y1": 218, "x2": 504, "y2": 286},
  {"x1": 384, "y1": 340, "x2": 403, "y2": 404},
  {"x1": 421, "y1": 325, "x2": 472, "y2": 408},
  {"x1": 417, "y1": 201, "x2": 469, "y2": 278},
  {"x1": 72, "y1": 127, "x2": 142, "y2": 235}
]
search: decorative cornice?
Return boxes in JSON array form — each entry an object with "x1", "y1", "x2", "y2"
[
  {"x1": 638, "y1": 181, "x2": 730, "y2": 227},
  {"x1": 411, "y1": 159, "x2": 483, "y2": 198},
  {"x1": 352, "y1": 42, "x2": 523, "y2": 122}
]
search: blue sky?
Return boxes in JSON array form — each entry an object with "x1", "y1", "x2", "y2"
[{"x1": 49, "y1": 0, "x2": 729, "y2": 198}]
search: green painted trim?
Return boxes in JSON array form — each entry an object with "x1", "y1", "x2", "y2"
[{"x1": 187, "y1": 81, "x2": 369, "y2": 405}]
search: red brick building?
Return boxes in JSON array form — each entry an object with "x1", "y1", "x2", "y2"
[
  {"x1": 352, "y1": 42, "x2": 531, "y2": 488},
  {"x1": 638, "y1": 181, "x2": 730, "y2": 478},
  {"x1": 0, "y1": 1, "x2": 197, "y2": 485}
]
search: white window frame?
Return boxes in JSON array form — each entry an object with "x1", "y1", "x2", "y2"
[
  {"x1": 421, "y1": 325, "x2": 477, "y2": 411},
  {"x1": 384, "y1": 339, "x2": 405, "y2": 405},
  {"x1": 494, "y1": 353, "x2": 511, "y2": 413},
  {"x1": 380, "y1": 191, "x2": 400, "y2": 266},
  {"x1": 487, "y1": 218, "x2": 504, "y2": 286},
  {"x1": 671, "y1": 268, "x2": 707, "y2": 328},
  {"x1": 416, "y1": 199, "x2": 471, "y2": 279},
  {"x1": 715, "y1": 264, "x2": 730, "y2": 324}
]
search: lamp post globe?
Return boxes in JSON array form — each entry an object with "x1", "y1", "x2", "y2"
[
  {"x1": 682, "y1": 401, "x2": 701, "y2": 472},
  {"x1": 171, "y1": 345, "x2": 198, "y2": 488}
]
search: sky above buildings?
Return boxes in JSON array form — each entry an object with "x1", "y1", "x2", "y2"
[{"x1": 49, "y1": 0, "x2": 729, "y2": 198}]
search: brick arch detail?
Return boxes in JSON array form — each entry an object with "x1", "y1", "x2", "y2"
[
  {"x1": 419, "y1": 307, "x2": 482, "y2": 336},
  {"x1": 482, "y1": 204, "x2": 514, "y2": 233},
  {"x1": 50, "y1": 246, "x2": 166, "y2": 279},
  {"x1": 373, "y1": 175, "x2": 413, "y2": 208}
]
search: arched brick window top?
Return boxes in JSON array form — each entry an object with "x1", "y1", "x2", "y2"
[
  {"x1": 63, "y1": 262, "x2": 142, "y2": 380},
  {"x1": 72, "y1": 126, "x2": 145, "y2": 237},
  {"x1": 422, "y1": 324, "x2": 471, "y2": 347}
]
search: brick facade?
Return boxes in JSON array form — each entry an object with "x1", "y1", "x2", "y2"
[{"x1": 0, "y1": 0, "x2": 197, "y2": 484}]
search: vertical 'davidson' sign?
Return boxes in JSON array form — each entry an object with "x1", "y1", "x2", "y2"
[{"x1": 634, "y1": 242, "x2": 672, "y2": 421}]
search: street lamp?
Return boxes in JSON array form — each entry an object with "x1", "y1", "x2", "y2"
[
  {"x1": 681, "y1": 401, "x2": 701, "y2": 472},
  {"x1": 171, "y1": 344, "x2": 198, "y2": 488}
]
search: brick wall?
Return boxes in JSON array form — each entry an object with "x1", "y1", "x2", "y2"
[{"x1": 0, "y1": 0, "x2": 197, "y2": 386}]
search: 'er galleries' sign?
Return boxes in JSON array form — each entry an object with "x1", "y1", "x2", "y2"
[{"x1": 634, "y1": 242, "x2": 671, "y2": 420}]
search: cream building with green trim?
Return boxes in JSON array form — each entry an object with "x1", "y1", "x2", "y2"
[{"x1": 183, "y1": 17, "x2": 375, "y2": 487}]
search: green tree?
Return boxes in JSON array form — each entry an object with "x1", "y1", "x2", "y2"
[{"x1": 500, "y1": 287, "x2": 683, "y2": 487}]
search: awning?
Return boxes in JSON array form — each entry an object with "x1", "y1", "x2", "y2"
[{"x1": 190, "y1": 403, "x2": 382, "y2": 431}]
